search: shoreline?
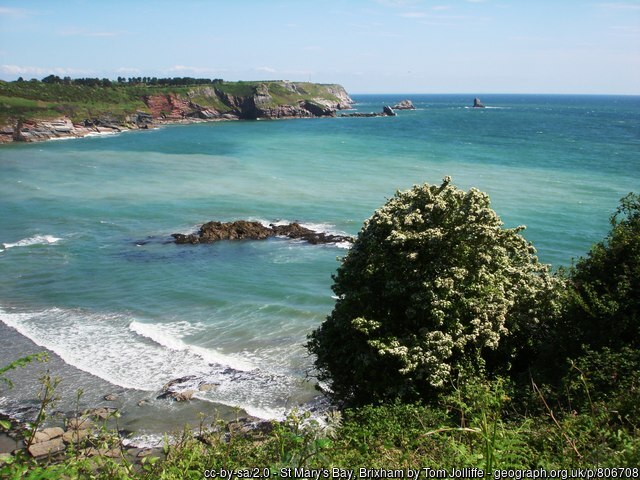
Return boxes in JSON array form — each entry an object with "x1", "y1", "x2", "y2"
[
  {"x1": 0, "y1": 321, "x2": 325, "y2": 453},
  {"x1": 0, "y1": 115, "x2": 237, "y2": 146},
  {"x1": 0, "y1": 112, "x2": 356, "y2": 146}
]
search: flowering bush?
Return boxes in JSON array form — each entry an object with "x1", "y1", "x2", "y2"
[{"x1": 308, "y1": 177, "x2": 564, "y2": 405}]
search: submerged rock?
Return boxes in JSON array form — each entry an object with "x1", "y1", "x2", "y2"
[{"x1": 172, "y1": 220, "x2": 353, "y2": 245}]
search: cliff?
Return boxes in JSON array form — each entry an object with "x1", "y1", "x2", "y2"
[{"x1": 0, "y1": 80, "x2": 353, "y2": 143}]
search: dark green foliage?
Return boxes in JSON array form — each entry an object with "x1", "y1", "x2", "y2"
[
  {"x1": 532, "y1": 194, "x2": 640, "y2": 394},
  {"x1": 562, "y1": 347, "x2": 640, "y2": 423},
  {"x1": 563, "y1": 193, "x2": 640, "y2": 354},
  {"x1": 308, "y1": 178, "x2": 563, "y2": 406}
]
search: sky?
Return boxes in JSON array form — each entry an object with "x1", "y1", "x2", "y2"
[{"x1": 0, "y1": 0, "x2": 638, "y2": 94}]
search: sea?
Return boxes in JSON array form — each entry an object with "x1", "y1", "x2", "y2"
[{"x1": 1, "y1": 94, "x2": 638, "y2": 442}]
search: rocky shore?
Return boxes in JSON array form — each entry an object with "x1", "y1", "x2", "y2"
[
  {"x1": 0, "y1": 404, "x2": 273, "y2": 467},
  {"x1": 0, "y1": 81, "x2": 354, "y2": 144},
  {"x1": 172, "y1": 220, "x2": 354, "y2": 246}
]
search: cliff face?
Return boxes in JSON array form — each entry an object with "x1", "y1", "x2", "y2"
[
  {"x1": 0, "y1": 81, "x2": 353, "y2": 144},
  {"x1": 141, "y1": 82, "x2": 353, "y2": 120}
]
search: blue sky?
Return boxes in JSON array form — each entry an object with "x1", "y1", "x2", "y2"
[{"x1": 0, "y1": 0, "x2": 638, "y2": 94}]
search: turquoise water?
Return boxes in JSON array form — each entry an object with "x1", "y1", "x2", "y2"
[{"x1": 1, "y1": 94, "x2": 639, "y2": 426}]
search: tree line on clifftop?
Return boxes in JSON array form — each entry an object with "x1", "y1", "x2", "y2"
[{"x1": 16, "y1": 75, "x2": 228, "y2": 87}]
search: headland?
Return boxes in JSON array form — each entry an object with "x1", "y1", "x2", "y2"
[{"x1": 0, "y1": 78, "x2": 353, "y2": 144}]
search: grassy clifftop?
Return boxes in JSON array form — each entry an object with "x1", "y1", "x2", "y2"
[{"x1": 0, "y1": 79, "x2": 353, "y2": 126}]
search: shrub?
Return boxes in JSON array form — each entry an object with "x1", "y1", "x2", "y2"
[
  {"x1": 560, "y1": 193, "x2": 640, "y2": 356},
  {"x1": 307, "y1": 177, "x2": 564, "y2": 406}
]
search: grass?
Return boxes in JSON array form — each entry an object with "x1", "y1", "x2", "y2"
[
  {"x1": 1, "y1": 371, "x2": 638, "y2": 479},
  {"x1": 0, "y1": 80, "x2": 347, "y2": 125}
]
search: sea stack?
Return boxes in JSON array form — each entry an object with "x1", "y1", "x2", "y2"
[{"x1": 473, "y1": 97, "x2": 485, "y2": 108}]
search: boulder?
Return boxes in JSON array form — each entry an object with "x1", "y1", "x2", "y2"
[
  {"x1": 67, "y1": 417, "x2": 94, "y2": 430},
  {"x1": 157, "y1": 389, "x2": 197, "y2": 402},
  {"x1": 85, "y1": 407, "x2": 116, "y2": 420},
  {"x1": 62, "y1": 428, "x2": 90, "y2": 443},
  {"x1": 0, "y1": 432, "x2": 21, "y2": 454},
  {"x1": 40, "y1": 427, "x2": 64, "y2": 440},
  {"x1": 383, "y1": 106, "x2": 396, "y2": 116},
  {"x1": 27, "y1": 437, "x2": 65, "y2": 458},
  {"x1": 31, "y1": 431, "x2": 51, "y2": 444}
]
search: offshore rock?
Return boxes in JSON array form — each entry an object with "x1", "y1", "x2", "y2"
[
  {"x1": 473, "y1": 97, "x2": 485, "y2": 108},
  {"x1": 383, "y1": 105, "x2": 396, "y2": 116},
  {"x1": 340, "y1": 106, "x2": 397, "y2": 118},
  {"x1": 172, "y1": 221, "x2": 353, "y2": 245},
  {"x1": 392, "y1": 99, "x2": 415, "y2": 110}
]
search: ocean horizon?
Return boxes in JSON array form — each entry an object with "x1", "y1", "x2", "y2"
[{"x1": 1, "y1": 93, "x2": 638, "y2": 444}]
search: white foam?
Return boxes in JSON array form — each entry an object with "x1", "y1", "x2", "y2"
[
  {"x1": 122, "y1": 433, "x2": 166, "y2": 449},
  {"x1": 84, "y1": 131, "x2": 120, "y2": 138},
  {"x1": 252, "y1": 218, "x2": 352, "y2": 245},
  {"x1": 0, "y1": 306, "x2": 314, "y2": 420},
  {"x1": 130, "y1": 321, "x2": 255, "y2": 372},
  {"x1": 48, "y1": 136, "x2": 76, "y2": 141},
  {"x1": 2, "y1": 235, "x2": 62, "y2": 250}
]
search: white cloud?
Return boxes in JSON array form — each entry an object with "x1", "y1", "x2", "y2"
[
  {"x1": 256, "y1": 66, "x2": 277, "y2": 73},
  {"x1": 0, "y1": 7, "x2": 34, "y2": 18},
  {"x1": 0, "y1": 64, "x2": 89, "y2": 78}
]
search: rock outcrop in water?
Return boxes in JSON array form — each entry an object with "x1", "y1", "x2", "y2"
[
  {"x1": 172, "y1": 220, "x2": 353, "y2": 245},
  {"x1": 473, "y1": 97, "x2": 485, "y2": 108},
  {"x1": 392, "y1": 99, "x2": 415, "y2": 110},
  {"x1": 340, "y1": 106, "x2": 396, "y2": 118}
]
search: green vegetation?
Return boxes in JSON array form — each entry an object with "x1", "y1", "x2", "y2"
[
  {"x1": 556, "y1": 193, "x2": 639, "y2": 357},
  {"x1": 0, "y1": 77, "x2": 347, "y2": 126},
  {"x1": 308, "y1": 177, "x2": 564, "y2": 406},
  {"x1": 1, "y1": 182, "x2": 638, "y2": 478},
  {"x1": 0, "y1": 80, "x2": 152, "y2": 124}
]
